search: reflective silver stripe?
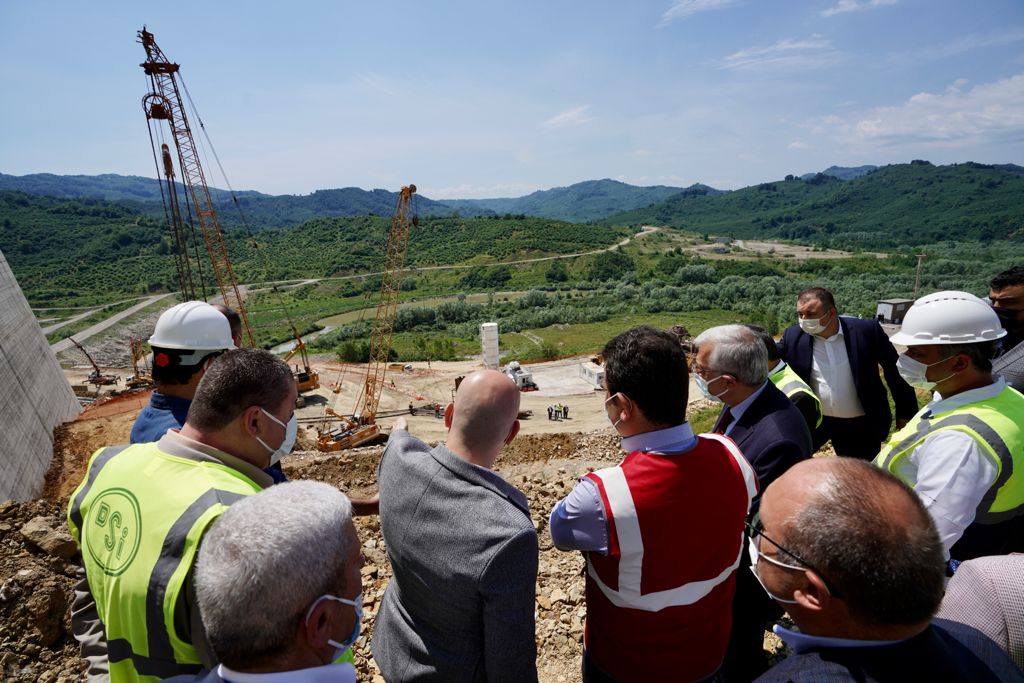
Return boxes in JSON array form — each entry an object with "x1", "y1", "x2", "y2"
[
  {"x1": 108, "y1": 638, "x2": 202, "y2": 678},
  {"x1": 68, "y1": 445, "x2": 132, "y2": 535},
  {"x1": 779, "y1": 381, "x2": 811, "y2": 397},
  {"x1": 146, "y1": 488, "x2": 248, "y2": 663},
  {"x1": 880, "y1": 413, "x2": 1017, "y2": 523}
]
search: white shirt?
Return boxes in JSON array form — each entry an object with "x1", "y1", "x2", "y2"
[
  {"x1": 889, "y1": 379, "x2": 1004, "y2": 559},
  {"x1": 809, "y1": 327, "x2": 865, "y2": 418},
  {"x1": 217, "y1": 662, "x2": 356, "y2": 683}
]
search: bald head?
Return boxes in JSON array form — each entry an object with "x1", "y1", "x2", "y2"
[
  {"x1": 446, "y1": 370, "x2": 521, "y2": 465},
  {"x1": 762, "y1": 458, "x2": 945, "y2": 628}
]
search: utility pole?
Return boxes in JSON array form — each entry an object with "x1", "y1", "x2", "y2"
[{"x1": 913, "y1": 253, "x2": 926, "y2": 300}]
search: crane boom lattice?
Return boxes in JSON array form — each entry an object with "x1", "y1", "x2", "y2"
[{"x1": 138, "y1": 27, "x2": 255, "y2": 347}]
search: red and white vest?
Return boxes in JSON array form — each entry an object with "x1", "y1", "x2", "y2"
[{"x1": 583, "y1": 433, "x2": 758, "y2": 682}]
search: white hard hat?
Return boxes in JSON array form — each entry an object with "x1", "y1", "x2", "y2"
[
  {"x1": 890, "y1": 291, "x2": 1007, "y2": 346},
  {"x1": 149, "y1": 301, "x2": 235, "y2": 362}
]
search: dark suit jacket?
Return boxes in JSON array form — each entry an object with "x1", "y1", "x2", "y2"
[
  {"x1": 716, "y1": 382, "x2": 813, "y2": 508},
  {"x1": 754, "y1": 619, "x2": 1024, "y2": 682},
  {"x1": 778, "y1": 316, "x2": 918, "y2": 442},
  {"x1": 372, "y1": 430, "x2": 539, "y2": 683}
]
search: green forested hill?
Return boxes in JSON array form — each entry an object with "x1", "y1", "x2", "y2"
[
  {"x1": 608, "y1": 162, "x2": 1024, "y2": 248},
  {"x1": 0, "y1": 191, "x2": 627, "y2": 303}
]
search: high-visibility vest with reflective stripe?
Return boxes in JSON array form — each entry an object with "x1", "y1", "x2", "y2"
[
  {"x1": 67, "y1": 442, "x2": 262, "y2": 683},
  {"x1": 875, "y1": 385, "x2": 1024, "y2": 525},
  {"x1": 583, "y1": 433, "x2": 758, "y2": 682},
  {"x1": 770, "y1": 363, "x2": 823, "y2": 428}
]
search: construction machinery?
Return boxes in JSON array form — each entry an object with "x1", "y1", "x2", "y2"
[
  {"x1": 139, "y1": 27, "x2": 255, "y2": 347},
  {"x1": 125, "y1": 337, "x2": 154, "y2": 390},
  {"x1": 502, "y1": 361, "x2": 538, "y2": 391},
  {"x1": 282, "y1": 326, "x2": 320, "y2": 405},
  {"x1": 70, "y1": 339, "x2": 120, "y2": 387},
  {"x1": 318, "y1": 185, "x2": 417, "y2": 451}
]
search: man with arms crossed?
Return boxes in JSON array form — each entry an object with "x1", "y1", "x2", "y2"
[{"x1": 550, "y1": 326, "x2": 757, "y2": 682}]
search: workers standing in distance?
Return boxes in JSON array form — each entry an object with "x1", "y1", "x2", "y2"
[
  {"x1": 550, "y1": 326, "x2": 757, "y2": 683},
  {"x1": 372, "y1": 371, "x2": 539, "y2": 682},
  {"x1": 130, "y1": 301, "x2": 234, "y2": 444},
  {"x1": 748, "y1": 324, "x2": 822, "y2": 434},
  {"x1": 778, "y1": 287, "x2": 918, "y2": 459},
  {"x1": 164, "y1": 482, "x2": 365, "y2": 683},
  {"x1": 873, "y1": 291, "x2": 1024, "y2": 565},
  {"x1": 751, "y1": 458, "x2": 1022, "y2": 682},
  {"x1": 990, "y1": 265, "x2": 1024, "y2": 393},
  {"x1": 68, "y1": 349, "x2": 297, "y2": 682}
]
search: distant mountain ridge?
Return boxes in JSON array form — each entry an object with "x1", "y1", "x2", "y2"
[{"x1": 439, "y1": 179, "x2": 710, "y2": 222}]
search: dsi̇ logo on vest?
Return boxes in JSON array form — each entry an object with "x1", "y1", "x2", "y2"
[{"x1": 85, "y1": 488, "x2": 142, "y2": 576}]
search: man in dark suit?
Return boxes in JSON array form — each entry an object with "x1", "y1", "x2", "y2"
[
  {"x1": 692, "y1": 324, "x2": 813, "y2": 681},
  {"x1": 990, "y1": 265, "x2": 1024, "y2": 392},
  {"x1": 373, "y1": 370, "x2": 539, "y2": 683},
  {"x1": 752, "y1": 458, "x2": 1022, "y2": 683},
  {"x1": 778, "y1": 287, "x2": 918, "y2": 459}
]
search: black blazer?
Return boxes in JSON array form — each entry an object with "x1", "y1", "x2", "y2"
[
  {"x1": 715, "y1": 382, "x2": 813, "y2": 508},
  {"x1": 754, "y1": 619, "x2": 1024, "y2": 682},
  {"x1": 777, "y1": 316, "x2": 918, "y2": 442}
]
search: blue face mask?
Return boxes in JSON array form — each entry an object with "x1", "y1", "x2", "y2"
[
  {"x1": 695, "y1": 373, "x2": 729, "y2": 402},
  {"x1": 305, "y1": 593, "x2": 363, "y2": 661}
]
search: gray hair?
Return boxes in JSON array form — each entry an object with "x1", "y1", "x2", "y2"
[
  {"x1": 195, "y1": 481, "x2": 355, "y2": 669},
  {"x1": 781, "y1": 459, "x2": 945, "y2": 627},
  {"x1": 692, "y1": 324, "x2": 768, "y2": 385},
  {"x1": 186, "y1": 348, "x2": 295, "y2": 431}
]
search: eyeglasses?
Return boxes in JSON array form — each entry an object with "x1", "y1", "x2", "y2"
[
  {"x1": 689, "y1": 359, "x2": 720, "y2": 377},
  {"x1": 745, "y1": 519, "x2": 843, "y2": 599}
]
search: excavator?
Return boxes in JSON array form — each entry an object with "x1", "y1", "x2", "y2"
[
  {"x1": 281, "y1": 325, "x2": 320, "y2": 406},
  {"x1": 125, "y1": 337, "x2": 154, "y2": 390},
  {"x1": 70, "y1": 339, "x2": 120, "y2": 387},
  {"x1": 318, "y1": 185, "x2": 417, "y2": 451}
]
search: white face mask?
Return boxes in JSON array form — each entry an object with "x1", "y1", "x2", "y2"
[
  {"x1": 604, "y1": 394, "x2": 623, "y2": 431},
  {"x1": 256, "y1": 408, "x2": 298, "y2": 465},
  {"x1": 896, "y1": 354, "x2": 955, "y2": 391},
  {"x1": 799, "y1": 316, "x2": 828, "y2": 336},
  {"x1": 747, "y1": 536, "x2": 802, "y2": 605}
]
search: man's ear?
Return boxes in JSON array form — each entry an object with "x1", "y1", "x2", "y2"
[
  {"x1": 242, "y1": 405, "x2": 263, "y2": 438},
  {"x1": 504, "y1": 420, "x2": 520, "y2": 445},
  {"x1": 949, "y1": 352, "x2": 971, "y2": 373},
  {"x1": 793, "y1": 569, "x2": 830, "y2": 613},
  {"x1": 443, "y1": 403, "x2": 455, "y2": 430},
  {"x1": 302, "y1": 598, "x2": 333, "y2": 650}
]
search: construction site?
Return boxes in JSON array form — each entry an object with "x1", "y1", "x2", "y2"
[{"x1": 0, "y1": 27, "x2": 757, "y2": 683}]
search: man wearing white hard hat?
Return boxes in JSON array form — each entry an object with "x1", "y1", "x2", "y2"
[
  {"x1": 130, "y1": 301, "x2": 235, "y2": 444},
  {"x1": 874, "y1": 291, "x2": 1024, "y2": 567}
]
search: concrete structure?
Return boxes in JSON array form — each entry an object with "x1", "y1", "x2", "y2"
[
  {"x1": 578, "y1": 361, "x2": 606, "y2": 390},
  {"x1": 480, "y1": 322, "x2": 499, "y2": 369},
  {"x1": 0, "y1": 249, "x2": 80, "y2": 501}
]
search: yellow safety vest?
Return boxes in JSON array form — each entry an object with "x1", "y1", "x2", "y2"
[
  {"x1": 874, "y1": 385, "x2": 1024, "y2": 524},
  {"x1": 770, "y1": 363, "x2": 823, "y2": 428},
  {"x1": 67, "y1": 442, "x2": 263, "y2": 683}
]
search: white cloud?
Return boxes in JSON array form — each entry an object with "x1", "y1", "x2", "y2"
[
  {"x1": 827, "y1": 74, "x2": 1024, "y2": 148},
  {"x1": 720, "y1": 37, "x2": 839, "y2": 71},
  {"x1": 787, "y1": 140, "x2": 810, "y2": 150},
  {"x1": 540, "y1": 105, "x2": 593, "y2": 129},
  {"x1": 821, "y1": 0, "x2": 897, "y2": 18},
  {"x1": 660, "y1": 0, "x2": 739, "y2": 26}
]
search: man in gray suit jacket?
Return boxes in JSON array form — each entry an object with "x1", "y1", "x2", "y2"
[{"x1": 372, "y1": 370, "x2": 539, "y2": 682}]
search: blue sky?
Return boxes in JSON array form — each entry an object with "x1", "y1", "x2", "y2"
[{"x1": 1, "y1": 0, "x2": 1022, "y2": 198}]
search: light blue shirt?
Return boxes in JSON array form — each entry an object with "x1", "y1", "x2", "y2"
[
  {"x1": 720, "y1": 380, "x2": 769, "y2": 436},
  {"x1": 548, "y1": 423, "x2": 698, "y2": 555},
  {"x1": 773, "y1": 623, "x2": 904, "y2": 654}
]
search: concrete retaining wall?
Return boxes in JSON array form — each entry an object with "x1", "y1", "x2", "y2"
[{"x1": 0, "y1": 250, "x2": 81, "y2": 501}]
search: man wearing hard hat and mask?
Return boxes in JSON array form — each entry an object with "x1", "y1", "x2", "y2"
[
  {"x1": 874, "y1": 291, "x2": 1024, "y2": 567},
  {"x1": 130, "y1": 301, "x2": 235, "y2": 444}
]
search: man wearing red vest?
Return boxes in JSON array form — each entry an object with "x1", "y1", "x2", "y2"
[{"x1": 550, "y1": 325, "x2": 758, "y2": 682}]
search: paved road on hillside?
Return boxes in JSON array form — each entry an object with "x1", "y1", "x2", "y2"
[{"x1": 50, "y1": 293, "x2": 174, "y2": 354}]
